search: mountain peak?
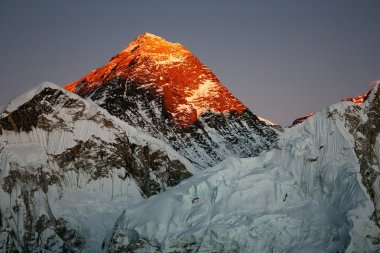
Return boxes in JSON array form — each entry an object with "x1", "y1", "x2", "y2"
[
  {"x1": 120, "y1": 33, "x2": 190, "y2": 65},
  {"x1": 139, "y1": 32, "x2": 162, "y2": 39},
  {"x1": 65, "y1": 33, "x2": 247, "y2": 127},
  {"x1": 130, "y1": 32, "x2": 170, "y2": 45}
]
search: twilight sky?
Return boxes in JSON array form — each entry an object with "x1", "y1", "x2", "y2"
[{"x1": 0, "y1": 0, "x2": 379, "y2": 126}]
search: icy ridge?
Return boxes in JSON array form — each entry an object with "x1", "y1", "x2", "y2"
[{"x1": 0, "y1": 82, "x2": 195, "y2": 252}]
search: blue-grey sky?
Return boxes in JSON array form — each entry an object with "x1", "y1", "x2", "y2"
[{"x1": 0, "y1": 0, "x2": 379, "y2": 126}]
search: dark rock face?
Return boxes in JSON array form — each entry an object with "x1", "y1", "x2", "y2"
[
  {"x1": 55, "y1": 135, "x2": 191, "y2": 197},
  {"x1": 342, "y1": 87, "x2": 380, "y2": 230},
  {"x1": 291, "y1": 113, "x2": 315, "y2": 126},
  {"x1": 88, "y1": 79, "x2": 278, "y2": 168}
]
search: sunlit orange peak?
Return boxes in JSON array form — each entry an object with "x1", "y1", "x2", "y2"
[
  {"x1": 342, "y1": 91, "x2": 371, "y2": 105},
  {"x1": 64, "y1": 32, "x2": 247, "y2": 128}
]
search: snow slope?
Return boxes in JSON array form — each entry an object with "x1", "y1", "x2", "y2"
[
  {"x1": 0, "y1": 82, "x2": 195, "y2": 252},
  {"x1": 107, "y1": 84, "x2": 380, "y2": 252}
]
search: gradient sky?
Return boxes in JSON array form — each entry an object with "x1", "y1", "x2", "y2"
[{"x1": 0, "y1": 0, "x2": 379, "y2": 126}]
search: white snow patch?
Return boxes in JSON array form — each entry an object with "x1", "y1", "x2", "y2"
[
  {"x1": 1, "y1": 143, "x2": 48, "y2": 171},
  {"x1": 186, "y1": 80, "x2": 220, "y2": 116},
  {"x1": 258, "y1": 116, "x2": 276, "y2": 126}
]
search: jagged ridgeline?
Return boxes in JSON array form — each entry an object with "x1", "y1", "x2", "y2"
[{"x1": 0, "y1": 83, "x2": 193, "y2": 252}]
